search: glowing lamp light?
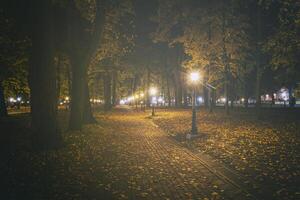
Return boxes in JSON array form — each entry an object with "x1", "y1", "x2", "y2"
[
  {"x1": 151, "y1": 96, "x2": 157, "y2": 104},
  {"x1": 149, "y1": 87, "x2": 157, "y2": 96},
  {"x1": 65, "y1": 96, "x2": 70, "y2": 101},
  {"x1": 158, "y1": 97, "x2": 163, "y2": 103},
  {"x1": 128, "y1": 96, "x2": 134, "y2": 101},
  {"x1": 17, "y1": 97, "x2": 21, "y2": 102},
  {"x1": 190, "y1": 72, "x2": 200, "y2": 82},
  {"x1": 120, "y1": 99, "x2": 125, "y2": 105},
  {"x1": 197, "y1": 96, "x2": 203, "y2": 103},
  {"x1": 9, "y1": 97, "x2": 16, "y2": 103}
]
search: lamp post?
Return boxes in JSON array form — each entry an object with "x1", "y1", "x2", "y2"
[
  {"x1": 187, "y1": 72, "x2": 201, "y2": 139},
  {"x1": 149, "y1": 87, "x2": 157, "y2": 116}
]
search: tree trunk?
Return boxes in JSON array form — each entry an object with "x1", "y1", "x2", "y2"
[
  {"x1": 221, "y1": 6, "x2": 229, "y2": 115},
  {"x1": 255, "y1": 3, "x2": 262, "y2": 114},
  {"x1": 230, "y1": 79, "x2": 235, "y2": 109},
  {"x1": 174, "y1": 71, "x2": 182, "y2": 107},
  {"x1": 28, "y1": 0, "x2": 61, "y2": 149},
  {"x1": 0, "y1": 81, "x2": 8, "y2": 117},
  {"x1": 166, "y1": 76, "x2": 171, "y2": 107},
  {"x1": 255, "y1": 67, "x2": 261, "y2": 110},
  {"x1": 244, "y1": 76, "x2": 249, "y2": 108},
  {"x1": 67, "y1": 0, "x2": 105, "y2": 129},
  {"x1": 244, "y1": 97, "x2": 249, "y2": 108},
  {"x1": 208, "y1": 88, "x2": 213, "y2": 113},
  {"x1": 69, "y1": 58, "x2": 86, "y2": 130},
  {"x1": 103, "y1": 71, "x2": 112, "y2": 110},
  {"x1": 83, "y1": 77, "x2": 96, "y2": 124},
  {"x1": 146, "y1": 68, "x2": 150, "y2": 107},
  {"x1": 183, "y1": 81, "x2": 188, "y2": 107},
  {"x1": 211, "y1": 89, "x2": 216, "y2": 109},
  {"x1": 56, "y1": 55, "x2": 61, "y2": 102},
  {"x1": 224, "y1": 63, "x2": 229, "y2": 115},
  {"x1": 132, "y1": 74, "x2": 138, "y2": 95},
  {"x1": 203, "y1": 66, "x2": 209, "y2": 108},
  {"x1": 112, "y1": 70, "x2": 117, "y2": 106}
]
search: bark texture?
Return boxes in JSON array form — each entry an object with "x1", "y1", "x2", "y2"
[{"x1": 28, "y1": 0, "x2": 61, "y2": 149}]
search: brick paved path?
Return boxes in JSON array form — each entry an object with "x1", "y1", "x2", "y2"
[{"x1": 94, "y1": 107, "x2": 256, "y2": 200}]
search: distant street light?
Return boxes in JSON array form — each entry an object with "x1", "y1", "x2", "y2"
[
  {"x1": 149, "y1": 87, "x2": 158, "y2": 116},
  {"x1": 187, "y1": 71, "x2": 201, "y2": 139}
]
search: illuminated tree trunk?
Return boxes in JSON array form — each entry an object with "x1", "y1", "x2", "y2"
[
  {"x1": 221, "y1": 5, "x2": 229, "y2": 115},
  {"x1": 207, "y1": 23, "x2": 212, "y2": 111},
  {"x1": 182, "y1": 76, "x2": 188, "y2": 107},
  {"x1": 0, "y1": 81, "x2": 8, "y2": 117},
  {"x1": 203, "y1": 66, "x2": 209, "y2": 108},
  {"x1": 67, "y1": 64, "x2": 72, "y2": 100},
  {"x1": 56, "y1": 55, "x2": 61, "y2": 102},
  {"x1": 28, "y1": 0, "x2": 61, "y2": 149}
]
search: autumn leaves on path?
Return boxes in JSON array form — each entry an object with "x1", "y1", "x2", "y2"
[
  {"x1": 6, "y1": 108, "x2": 274, "y2": 199},
  {"x1": 92, "y1": 109, "x2": 255, "y2": 200}
]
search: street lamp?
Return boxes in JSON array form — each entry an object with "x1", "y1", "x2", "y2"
[
  {"x1": 149, "y1": 87, "x2": 158, "y2": 116},
  {"x1": 187, "y1": 71, "x2": 201, "y2": 139}
]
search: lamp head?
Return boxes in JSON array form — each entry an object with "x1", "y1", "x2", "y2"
[
  {"x1": 190, "y1": 72, "x2": 200, "y2": 82},
  {"x1": 149, "y1": 87, "x2": 157, "y2": 96}
]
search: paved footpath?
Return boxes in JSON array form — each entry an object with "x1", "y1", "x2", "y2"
[{"x1": 92, "y1": 107, "x2": 257, "y2": 200}]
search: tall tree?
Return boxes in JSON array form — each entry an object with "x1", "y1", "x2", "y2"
[
  {"x1": 0, "y1": 9, "x2": 29, "y2": 117},
  {"x1": 28, "y1": 0, "x2": 62, "y2": 149},
  {"x1": 66, "y1": 0, "x2": 107, "y2": 130}
]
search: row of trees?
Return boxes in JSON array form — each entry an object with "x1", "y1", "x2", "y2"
[
  {"x1": 150, "y1": 0, "x2": 299, "y2": 113},
  {"x1": 0, "y1": 0, "x2": 299, "y2": 149},
  {"x1": 1, "y1": 0, "x2": 135, "y2": 149}
]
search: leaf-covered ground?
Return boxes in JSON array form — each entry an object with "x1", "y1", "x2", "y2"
[
  {"x1": 2, "y1": 107, "x2": 299, "y2": 199},
  {"x1": 2, "y1": 108, "x2": 258, "y2": 200},
  {"x1": 152, "y1": 108, "x2": 300, "y2": 200}
]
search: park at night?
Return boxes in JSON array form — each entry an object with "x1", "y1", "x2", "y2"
[{"x1": 0, "y1": 0, "x2": 299, "y2": 200}]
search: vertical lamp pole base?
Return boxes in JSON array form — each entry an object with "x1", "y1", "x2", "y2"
[
  {"x1": 187, "y1": 87, "x2": 198, "y2": 139},
  {"x1": 191, "y1": 107, "x2": 197, "y2": 135}
]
